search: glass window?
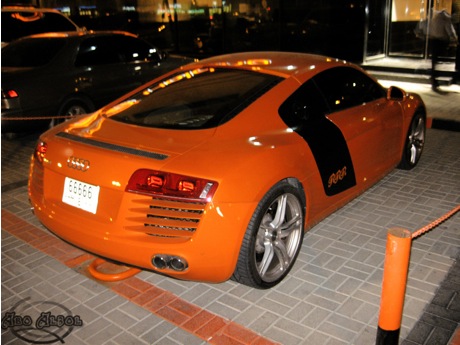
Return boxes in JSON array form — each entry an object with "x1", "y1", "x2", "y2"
[
  {"x1": 115, "y1": 36, "x2": 161, "y2": 63},
  {"x1": 75, "y1": 36, "x2": 123, "y2": 66},
  {"x1": 312, "y1": 67, "x2": 386, "y2": 113},
  {"x1": 1, "y1": 37, "x2": 66, "y2": 67},
  {"x1": 109, "y1": 68, "x2": 283, "y2": 129},
  {"x1": 278, "y1": 80, "x2": 329, "y2": 129},
  {"x1": 75, "y1": 35, "x2": 161, "y2": 67}
]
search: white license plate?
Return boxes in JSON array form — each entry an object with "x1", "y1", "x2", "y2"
[{"x1": 62, "y1": 177, "x2": 100, "y2": 214}]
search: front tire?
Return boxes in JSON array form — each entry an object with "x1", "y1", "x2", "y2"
[
  {"x1": 232, "y1": 181, "x2": 305, "y2": 289},
  {"x1": 398, "y1": 112, "x2": 425, "y2": 170}
]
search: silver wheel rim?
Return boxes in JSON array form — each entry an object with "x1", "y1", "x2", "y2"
[
  {"x1": 407, "y1": 116, "x2": 425, "y2": 164},
  {"x1": 255, "y1": 193, "x2": 303, "y2": 282},
  {"x1": 51, "y1": 105, "x2": 87, "y2": 128},
  {"x1": 65, "y1": 105, "x2": 87, "y2": 116}
]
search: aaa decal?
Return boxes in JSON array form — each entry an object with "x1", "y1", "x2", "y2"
[{"x1": 328, "y1": 166, "x2": 347, "y2": 188}]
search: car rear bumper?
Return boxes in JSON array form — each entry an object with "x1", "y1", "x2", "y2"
[
  {"x1": 28, "y1": 158, "x2": 256, "y2": 283},
  {"x1": 29, "y1": 197, "x2": 254, "y2": 283}
]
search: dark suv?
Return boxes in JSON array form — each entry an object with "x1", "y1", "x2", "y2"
[{"x1": 1, "y1": 31, "x2": 193, "y2": 132}]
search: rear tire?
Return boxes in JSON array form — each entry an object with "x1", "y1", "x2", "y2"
[{"x1": 232, "y1": 181, "x2": 305, "y2": 289}]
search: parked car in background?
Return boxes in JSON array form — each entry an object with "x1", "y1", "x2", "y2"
[
  {"x1": 28, "y1": 52, "x2": 426, "y2": 288},
  {"x1": 1, "y1": 31, "x2": 193, "y2": 133},
  {"x1": 1, "y1": 6, "x2": 83, "y2": 46}
]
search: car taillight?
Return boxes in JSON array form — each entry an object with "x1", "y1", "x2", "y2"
[
  {"x1": 34, "y1": 141, "x2": 48, "y2": 164},
  {"x1": 2, "y1": 89, "x2": 19, "y2": 99},
  {"x1": 126, "y1": 169, "x2": 218, "y2": 201}
]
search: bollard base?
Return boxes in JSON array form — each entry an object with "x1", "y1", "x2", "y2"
[{"x1": 376, "y1": 326, "x2": 400, "y2": 345}]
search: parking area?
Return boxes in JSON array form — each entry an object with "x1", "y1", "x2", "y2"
[{"x1": 2, "y1": 81, "x2": 459, "y2": 344}]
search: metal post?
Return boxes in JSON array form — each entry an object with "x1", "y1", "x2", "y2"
[{"x1": 376, "y1": 227, "x2": 412, "y2": 345}]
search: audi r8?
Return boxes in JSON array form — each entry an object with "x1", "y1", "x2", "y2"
[{"x1": 28, "y1": 52, "x2": 426, "y2": 288}]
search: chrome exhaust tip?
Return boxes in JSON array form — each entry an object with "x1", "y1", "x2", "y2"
[
  {"x1": 169, "y1": 257, "x2": 188, "y2": 271},
  {"x1": 152, "y1": 255, "x2": 168, "y2": 269},
  {"x1": 152, "y1": 255, "x2": 188, "y2": 272}
]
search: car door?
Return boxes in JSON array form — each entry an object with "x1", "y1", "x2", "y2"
[
  {"x1": 279, "y1": 66, "x2": 403, "y2": 199},
  {"x1": 313, "y1": 67, "x2": 403, "y2": 187},
  {"x1": 279, "y1": 77, "x2": 357, "y2": 199}
]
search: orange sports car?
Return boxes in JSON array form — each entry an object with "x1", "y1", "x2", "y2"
[{"x1": 28, "y1": 52, "x2": 426, "y2": 288}]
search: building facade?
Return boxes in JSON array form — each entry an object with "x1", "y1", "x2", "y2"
[{"x1": 5, "y1": 0, "x2": 459, "y2": 63}]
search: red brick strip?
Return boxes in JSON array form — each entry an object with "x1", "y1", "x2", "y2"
[
  {"x1": 1, "y1": 209, "x2": 278, "y2": 345},
  {"x1": 449, "y1": 326, "x2": 460, "y2": 345}
]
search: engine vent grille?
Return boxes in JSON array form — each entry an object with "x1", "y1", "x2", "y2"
[{"x1": 125, "y1": 196, "x2": 207, "y2": 238}]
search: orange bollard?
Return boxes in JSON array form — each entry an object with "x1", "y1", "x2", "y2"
[{"x1": 376, "y1": 227, "x2": 412, "y2": 345}]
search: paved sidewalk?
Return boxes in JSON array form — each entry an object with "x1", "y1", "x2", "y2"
[
  {"x1": 402, "y1": 251, "x2": 460, "y2": 345},
  {"x1": 2, "y1": 80, "x2": 460, "y2": 345}
]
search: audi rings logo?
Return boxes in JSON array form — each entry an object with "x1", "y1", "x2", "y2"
[{"x1": 67, "y1": 156, "x2": 90, "y2": 172}]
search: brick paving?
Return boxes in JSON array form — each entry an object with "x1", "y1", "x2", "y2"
[
  {"x1": 2, "y1": 81, "x2": 459, "y2": 344},
  {"x1": 402, "y1": 251, "x2": 460, "y2": 345}
]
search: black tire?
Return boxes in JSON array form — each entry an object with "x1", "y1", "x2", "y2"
[
  {"x1": 232, "y1": 181, "x2": 305, "y2": 289},
  {"x1": 398, "y1": 112, "x2": 426, "y2": 170},
  {"x1": 51, "y1": 99, "x2": 94, "y2": 128}
]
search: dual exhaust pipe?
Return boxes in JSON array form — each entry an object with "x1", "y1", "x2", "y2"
[{"x1": 152, "y1": 255, "x2": 188, "y2": 272}]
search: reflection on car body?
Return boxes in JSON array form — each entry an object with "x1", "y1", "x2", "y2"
[
  {"x1": 28, "y1": 52, "x2": 426, "y2": 288},
  {"x1": 1, "y1": 31, "x2": 193, "y2": 133}
]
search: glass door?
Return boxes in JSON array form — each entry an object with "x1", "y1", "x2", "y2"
[
  {"x1": 388, "y1": 0, "x2": 427, "y2": 57},
  {"x1": 388, "y1": 0, "x2": 456, "y2": 58},
  {"x1": 364, "y1": 0, "x2": 389, "y2": 60}
]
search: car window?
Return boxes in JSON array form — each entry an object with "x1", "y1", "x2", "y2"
[
  {"x1": 109, "y1": 68, "x2": 283, "y2": 129},
  {"x1": 1, "y1": 38, "x2": 66, "y2": 67},
  {"x1": 278, "y1": 79, "x2": 329, "y2": 129},
  {"x1": 1, "y1": 11, "x2": 78, "y2": 43},
  {"x1": 312, "y1": 66, "x2": 386, "y2": 113},
  {"x1": 115, "y1": 36, "x2": 161, "y2": 63},
  {"x1": 75, "y1": 35, "x2": 161, "y2": 67},
  {"x1": 75, "y1": 36, "x2": 124, "y2": 66}
]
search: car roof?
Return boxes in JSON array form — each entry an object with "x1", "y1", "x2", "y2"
[
  {"x1": 1, "y1": 6, "x2": 83, "y2": 45},
  {"x1": 190, "y1": 51, "x2": 352, "y2": 79},
  {"x1": 17, "y1": 30, "x2": 138, "y2": 40},
  {"x1": 1, "y1": 6, "x2": 80, "y2": 26},
  {"x1": 2, "y1": 6, "x2": 65, "y2": 13}
]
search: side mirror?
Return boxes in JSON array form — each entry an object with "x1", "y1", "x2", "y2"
[{"x1": 387, "y1": 86, "x2": 406, "y2": 101}]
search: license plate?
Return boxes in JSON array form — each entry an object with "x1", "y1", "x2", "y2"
[{"x1": 62, "y1": 177, "x2": 100, "y2": 214}]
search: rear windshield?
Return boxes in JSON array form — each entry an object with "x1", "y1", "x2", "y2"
[
  {"x1": 109, "y1": 68, "x2": 283, "y2": 129},
  {"x1": 2, "y1": 38, "x2": 66, "y2": 67}
]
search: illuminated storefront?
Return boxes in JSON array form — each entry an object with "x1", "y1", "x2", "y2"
[
  {"x1": 12, "y1": 0, "x2": 459, "y2": 63},
  {"x1": 387, "y1": 0, "x2": 458, "y2": 60}
]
